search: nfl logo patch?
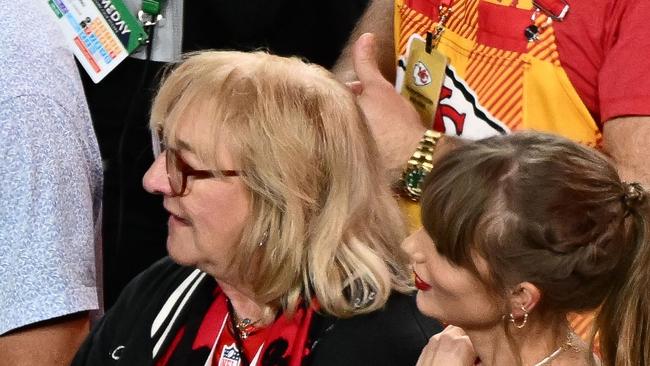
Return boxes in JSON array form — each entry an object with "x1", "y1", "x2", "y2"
[
  {"x1": 219, "y1": 343, "x2": 241, "y2": 366},
  {"x1": 413, "y1": 61, "x2": 431, "y2": 86}
]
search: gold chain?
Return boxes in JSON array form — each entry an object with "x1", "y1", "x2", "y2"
[{"x1": 430, "y1": 4, "x2": 454, "y2": 48}]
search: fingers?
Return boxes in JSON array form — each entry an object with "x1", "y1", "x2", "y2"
[
  {"x1": 435, "y1": 326, "x2": 476, "y2": 365},
  {"x1": 352, "y1": 33, "x2": 388, "y2": 86},
  {"x1": 345, "y1": 81, "x2": 363, "y2": 95},
  {"x1": 436, "y1": 325, "x2": 468, "y2": 338},
  {"x1": 417, "y1": 326, "x2": 477, "y2": 366},
  {"x1": 415, "y1": 335, "x2": 438, "y2": 366}
]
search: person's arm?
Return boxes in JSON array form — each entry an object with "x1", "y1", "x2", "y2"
[
  {"x1": 597, "y1": 2, "x2": 650, "y2": 187},
  {"x1": 0, "y1": 96, "x2": 101, "y2": 364},
  {"x1": 349, "y1": 32, "x2": 463, "y2": 183},
  {"x1": 351, "y1": 32, "x2": 425, "y2": 181},
  {"x1": 0, "y1": 313, "x2": 90, "y2": 366},
  {"x1": 602, "y1": 116, "x2": 650, "y2": 187},
  {"x1": 332, "y1": 0, "x2": 396, "y2": 83}
]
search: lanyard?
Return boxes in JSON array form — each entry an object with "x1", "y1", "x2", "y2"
[
  {"x1": 426, "y1": 0, "x2": 454, "y2": 52},
  {"x1": 138, "y1": 0, "x2": 167, "y2": 27},
  {"x1": 141, "y1": 0, "x2": 166, "y2": 17}
]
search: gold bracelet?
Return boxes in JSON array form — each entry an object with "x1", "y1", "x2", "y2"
[{"x1": 400, "y1": 129, "x2": 442, "y2": 201}]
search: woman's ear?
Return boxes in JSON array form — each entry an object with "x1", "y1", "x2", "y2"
[{"x1": 507, "y1": 282, "x2": 541, "y2": 316}]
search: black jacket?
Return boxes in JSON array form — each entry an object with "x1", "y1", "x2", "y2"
[{"x1": 72, "y1": 258, "x2": 442, "y2": 365}]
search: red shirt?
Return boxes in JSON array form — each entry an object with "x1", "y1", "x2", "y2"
[
  {"x1": 553, "y1": 0, "x2": 650, "y2": 123},
  {"x1": 403, "y1": 0, "x2": 650, "y2": 124}
]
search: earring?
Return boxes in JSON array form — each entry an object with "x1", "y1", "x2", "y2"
[
  {"x1": 258, "y1": 231, "x2": 268, "y2": 247},
  {"x1": 508, "y1": 305, "x2": 529, "y2": 329}
]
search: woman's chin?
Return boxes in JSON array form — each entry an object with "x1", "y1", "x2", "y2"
[
  {"x1": 415, "y1": 293, "x2": 451, "y2": 323},
  {"x1": 166, "y1": 238, "x2": 196, "y2": 267}
]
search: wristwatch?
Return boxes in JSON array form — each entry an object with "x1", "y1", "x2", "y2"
[{"x1": 400, "y1": 129, "x2": 442, "y2": 201}]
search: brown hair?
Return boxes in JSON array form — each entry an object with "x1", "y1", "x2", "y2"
[
  {"x1": 150, "y1": 51, "x2": 411, "y2": 318},
  {"x1": 421, "y1": 132, "x2": 649, "y2": 366}
]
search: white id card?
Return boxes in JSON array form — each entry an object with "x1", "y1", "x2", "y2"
[{"x1": 46, "y1": 0, "x2": 148, "y2": 83}]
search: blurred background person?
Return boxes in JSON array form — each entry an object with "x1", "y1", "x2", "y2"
[
  {"x1": 0, "y1": 2, "x2": 103, "y2": 365},
  {"x1": 72, "y1": 50, "x2": 440, "y2": 365},
  {"x1": 405, "y1": 132, "x2": 649, "y2": 366}
]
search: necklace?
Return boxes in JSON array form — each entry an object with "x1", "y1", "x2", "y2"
[
  {"x1": 225, "y1": 298, "x2": 261, "y2": 340},
  {"x1": 532, "y1": 332, "x2": 578, "y2": 366},
  {"x1": 532, "y1": 346, "x2": 563, "y2": 366},
  {"x1": 232, "y1": 316, "x2": 260, "y2": 340},
  {"x1": 476, "y1": 331, "x2": 577, "y2": 366}
]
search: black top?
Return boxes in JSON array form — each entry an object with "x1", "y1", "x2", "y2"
[
  {"x1": 183, "y1": 1, "x2": 368, "y2": 68},
  {"x1": 72, "y1": 258, "x2": 442, "y2": 365}
]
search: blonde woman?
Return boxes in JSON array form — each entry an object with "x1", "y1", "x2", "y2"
[
  {"x1": 406, "y1": 132, "x2": 649, "y2": 366},
  {"x1": 72, "y1": 51, "x2": 441, "y2": 365}
]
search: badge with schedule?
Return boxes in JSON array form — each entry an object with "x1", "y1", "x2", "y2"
[{"x1": 46, "y1": 0, "x2": 148, "y2": 83}]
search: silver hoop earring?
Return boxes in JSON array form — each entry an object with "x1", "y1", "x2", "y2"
[{"x1": 508, "y1": 306, "x2": 529, "y2": 329}]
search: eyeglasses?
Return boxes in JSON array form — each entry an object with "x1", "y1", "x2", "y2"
[
  {"x1": 151, "y1": 128, "x2": 242, "y2": 196},
  {"x1": 166, "y1": 149, "x2": 242, "y2": 196}
]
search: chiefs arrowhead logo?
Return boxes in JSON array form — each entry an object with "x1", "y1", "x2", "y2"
[{"x1": 413, "y1": 61, "x2": 431, "y2": 86}]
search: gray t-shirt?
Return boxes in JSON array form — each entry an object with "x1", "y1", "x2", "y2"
[{"x1": 0, "y1": 1, "x2": 103, "y2": 334}]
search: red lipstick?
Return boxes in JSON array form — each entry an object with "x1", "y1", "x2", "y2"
[{"x1": 414, "y1": 271, "x2": 432, "y2": 291}]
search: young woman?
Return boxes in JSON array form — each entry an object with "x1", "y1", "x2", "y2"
[{"x1": 406, "y1": 132, "x2": 649, "y2": 366}]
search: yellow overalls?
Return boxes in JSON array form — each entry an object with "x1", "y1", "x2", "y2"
[{"x1": 394, "y1": 0, "x2": 598, "y2": 345}]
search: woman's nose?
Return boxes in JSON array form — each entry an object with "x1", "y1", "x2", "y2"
[
  {"x1": 401, "y1": 229, "x2": 427, "y2": 263},
  {"x1": 143, "y1": 153, "x2": 172, "y2": 196}
]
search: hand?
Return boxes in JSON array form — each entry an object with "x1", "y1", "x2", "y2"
[
  {"x1": 351, "y1": 33, "x2": 427, "y2": 182},
  {"x1": 416, "y1": 325, "x2": 477, "y2": 366}
]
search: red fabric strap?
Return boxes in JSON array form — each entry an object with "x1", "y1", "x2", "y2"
[{"x1": 534, "y1": 0, "x2": 569, "y2": 20}]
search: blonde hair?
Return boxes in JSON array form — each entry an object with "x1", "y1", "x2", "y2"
[
  {"x1": 150, "y1": 51, "x2": 411, "y2": 318},
  {"x1": 421, "y1": 132, "x2": 650, "y2": 366}
]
